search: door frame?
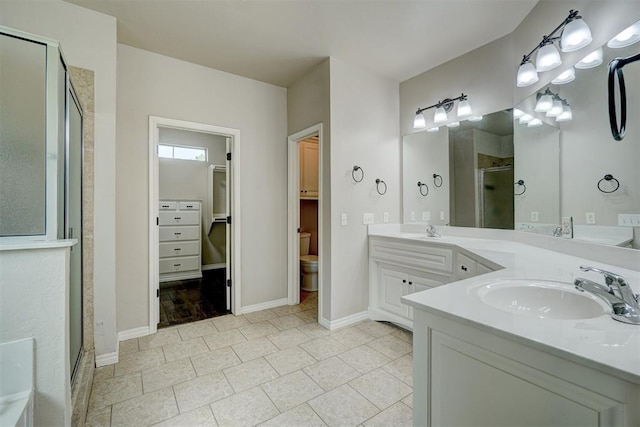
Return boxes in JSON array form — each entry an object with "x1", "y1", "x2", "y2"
[
  {"x1": 148, "y1": 116, "x2": 241, "y2": 334},
  {"x1": 287, "y1": 124, "x2": 323, "y2": 316}
]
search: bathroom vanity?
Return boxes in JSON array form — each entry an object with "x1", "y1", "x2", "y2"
[{"x1": 368, "y1": 226, "x2": 640, "y2": 426}]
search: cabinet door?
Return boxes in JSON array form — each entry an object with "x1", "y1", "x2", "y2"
[
  {"x1": 408, "y1": 275, "x2": 444, "y2": 319},
  {"x1": 378, "y1": 265, "x2": 410, "y2": 318},
  {"x1": 300, "y1": 142, "x2": 319, "y2": 198}
]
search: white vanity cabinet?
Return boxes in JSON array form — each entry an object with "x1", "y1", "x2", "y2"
[
  {"x1": 159, "y1": 200, "x2": 202, "y2": 282},
  {"x1": 412, "y1": 309, "x2": 640, "y2": 426}
]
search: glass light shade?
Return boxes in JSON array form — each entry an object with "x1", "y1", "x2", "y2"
[
  {"x1": 446, "y1": 121, "x2": 460, "y2": 128},
  {"x1": 527, "y1": 118, "x2": 543, "y2": 127},
  {"x1": 556, "y1": 105, "x2": 573, "y2": 122},
  {"x1": 561, "y1": 18, "x2": 592, "y2": 52},
  {"x1": 433, "y1": 107, "x2": 448, "y2": 124},
  {"x1": 516, "y1": 62, "x2": 539, "y2": 87},
  {"x1": 519, "y1": 114, "x2": 533, "y2": 124},
  {"x1": 536, "y1": 43, "x2": 562, "y2": 72},
  {"x1": 413, "y1": 112, "x2": 426, "y2": 129},
  {"x1": 513, "y1": 108, "x2": 525, "y2": 119},
  {"x1": 575, "y1": 48, "x2": 603, "y2": 69},
  {"x1": 468, "y1": 115, "x2": 483, "y2": 122},
  {"x1": 546, "y1": 100, "x2": 563, "y2": 117},
  {"x1": 551, "y1": 67, "x2": 576, "y2": 85},
  {"x1": 457, "y1": 99, "x2": 472, "y2": 118},
  {"x1": 607, "y1": 21, "x2": 640, "y2": 48},
  {"x1": 427, "y1": 127, "x2": 440, "y2": 133},
  {"x1": 535, "y1": 94, "x2": 554, "y2": 112}
]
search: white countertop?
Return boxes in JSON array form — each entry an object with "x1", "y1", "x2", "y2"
[{"x1": 370, "y1": 228, "x2": 640, "y2": 384}]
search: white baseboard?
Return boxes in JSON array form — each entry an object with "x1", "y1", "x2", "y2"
[
  {"x1": 95, "y1": 350, "x2": 118, "y2": 367},
  {"x1": 241, "y1": 298, "x2": 288, "y2": 314},
  {"x1": 118, "y1": 326, "x2": 150, "y2": 342},
  {"x1": 202, "y1": 263, "x2": 225, "y2": 271},
  {"x1": 325, "y1": 310, "x2": 369, "y2": 331}
]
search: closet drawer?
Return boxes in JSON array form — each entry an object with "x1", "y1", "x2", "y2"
[
  {"x1": 159, "y1": 211, "x2": 200, "y2": 226},
  {"x1": 159, "y1": 256, "x2": 200, "y2": 274},
  {"x1": 159, "y1": 226, "x2": 199, "y2": 241},
  {"x1": 178, "y1": 201, "x2": 200, "y2": 210},
  {"x1": 160, "y1": 241, "x2": 199, "y2": 258},
  {"x1": 159, "y1": 201, "x2": 177, "y2": 210}
]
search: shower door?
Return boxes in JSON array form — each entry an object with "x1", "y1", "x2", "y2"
[{"x1": 479, "y1": 166, "x2": 514, "y2": 230}]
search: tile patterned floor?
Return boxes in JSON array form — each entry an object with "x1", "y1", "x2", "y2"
[{"x1": 86, "y1": 294, "x2": 414, "y2": 427}]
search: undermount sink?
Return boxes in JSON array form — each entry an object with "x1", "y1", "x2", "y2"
[{"x1": 473, "y1": 279, "x2": 609, "y2": 320}]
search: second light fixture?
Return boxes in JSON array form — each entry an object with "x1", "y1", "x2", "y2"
[{"x1": 413, "y1": 93, "x2": 472, "y2": 129}]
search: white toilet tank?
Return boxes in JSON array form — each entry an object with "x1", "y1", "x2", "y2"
[{"x1": 299, "y1": 232, "x2": 311, "y2": 256}]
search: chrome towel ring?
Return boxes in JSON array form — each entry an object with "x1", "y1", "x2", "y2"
[
  {"x1": 352, "y1": 165, "x2": 364, "y2": 183},
  {"x1": 375, "y1": 178, "x2": 387, "y2": 195},
  {"x1": 597, "y1": 174, "x2": 620, "y2": 193},
  {"x1": 417, "y1": 181, "x2": 429, "y2": 196},
  {"x1": 608, "y1": 52, "x2": 640, "y2": 141},
  {"x1": 433, "y1": 173, "x2": 443, "y2": 188},
  {"x1": 515, "y1": 179, "x2": 526, "y2": 195}
]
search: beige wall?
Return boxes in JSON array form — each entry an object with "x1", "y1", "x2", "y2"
[
  {"x1": 0, "y1": 0, "x2": 118, "y2": 358},
  {"x1": 116, "y1": 44, "x2": 287, "y2": 331}
]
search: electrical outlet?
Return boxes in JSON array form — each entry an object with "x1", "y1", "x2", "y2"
[
  {"x1": 619, "y1": 214, "x2": 640, "y2": 226},
  {"x1": 341, "y1": 213, "x2": 348, "y2": 226},
  {"x1": 586, "y1": 212, "x2": 596, "y2": 224},
  {"x1": 440, "y1": 211, "x2": 445, "y2": 221},
  {"x1": 383, "y1": 212, "x2": 389, "y2": 223},
  {"x1": 363, "y1": 213, "x2": 374, "y2": 225},
  {"x1": 423, "y1": 211, "x2": 431, "y2": 222},
  {"x1": 531, "y1": 211, "x2": 539, "y2": 222},
  {"x1": 561, "y1": 216, "x2": 573, "y2": 237},
  {"x1": 410, "y1": 211, "x2": 416, "y2": 221}
]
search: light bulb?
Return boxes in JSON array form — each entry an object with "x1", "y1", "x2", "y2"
[
  {"x1": 513, "y1": 108, "x2": 524, "y2": 119},
  {"x1": 551, "y1": 67, "x2": 576, "y2": 85},
  {"x1": 546, "y1": 100, "x2": 563, "y2": 117},
  {"x1": 446, "y1": 121, "x2": 460, "y2": 128},
  {"x1": 433, "y1": 107, "x2": 448, "y2": 124},
  {"x1": 413, "y1": 112, "x2": 426, "y2": 129},
  {"x1": 556, "y1": 105, "x2": 573, "y2": 122},
  {"x1": 516, "y1": 62, "x2": 539, "y2": 87},
  {"x1": 561, "y1": 18, "x2": 592, "y2": 52},
  {"x1": 457, "y1": 99, "x2": 472, "y2": 118},
  {"x1": 527, "y1": 118, "x2": 543, "y2": 127},
  {"x1": 468, "y1": 116, "x2": 483, "y2": 122},
  {"x1": 575, "y1": 48, "x2": 603, "y2": 69},
  {"x1": 608, "y1": 21, "x2": 640, "y2": 48},
  {"x1": 535, "y1": 94, "x2": 554, "y2": 112},
  {"x1": 427, "y1": 127, "x2": 440, "y2": 133},
  {"x1": 536, "y1": 43, "x2": 562, "y2": 72},
  {"x1": 519, "y1": 114, "x2": 533, "y2": 124}
]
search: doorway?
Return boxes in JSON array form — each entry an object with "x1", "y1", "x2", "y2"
[
  {"x1": 149, "y1": 117, "x2": 241, "y2": 335},
  {"x1": 287, "y1": 124, "x2": 323, "y2": 322}
]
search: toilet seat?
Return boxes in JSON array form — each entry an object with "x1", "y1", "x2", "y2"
[{"x1": 300, "y1": 255, "x2": 318, "y2": 264}]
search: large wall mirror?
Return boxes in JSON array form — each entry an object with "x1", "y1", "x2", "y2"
[{"x1": 402, "y1": 19, "x2": 640, "y2": 249}]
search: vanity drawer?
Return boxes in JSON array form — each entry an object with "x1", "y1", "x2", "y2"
[
  {"x1": 159, "y1": 226, "x2": 199, "y2": 241},
  {"x1": 159, "y1": 211, "x2": 200, "y2": 226},
  {"x1": 159, "y1": 201, "x2": 177, "y2": 210},
  {"x1": 178, "y1": 201, "x2": 200, "y2": 210},
  {"x1": 160, "y1": 241, "x2": 200, "y2": 258},
  {"x1": 370, "y1": 239, "x2": 453, "y2": 274},
  {"x1": 159, "y1": 256, "x2": 200, "y2": 274}
]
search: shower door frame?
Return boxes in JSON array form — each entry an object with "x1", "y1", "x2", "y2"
[{"x1": 477, "y1": 165, "x2": 514, "y2": 229}]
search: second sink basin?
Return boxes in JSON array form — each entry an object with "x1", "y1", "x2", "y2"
[{"x1": 473, "y1": 279, "x2": 609, "y2": 320}]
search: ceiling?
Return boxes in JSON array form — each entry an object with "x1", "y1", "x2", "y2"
[{"x1": 64, "y1": 0, "x2": 538, "y2": 88}]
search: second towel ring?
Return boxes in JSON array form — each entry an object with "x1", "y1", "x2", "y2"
[
  {"x1": 515, "y1": 179, "x2": 526, "y2": 196},
  {"x1": 433, "y1": 174, "x2": 443, "y2": 188},
  {"x1": 597, "y1": 174, "x2": 620, "y2": 193},
  {"x1": 375, "y1": 178, "x2": 387, "y2": 195},
  {"x1": 352, "y1": 165, "x2": 364, "y2": 183},
  {"x1": 417, "y1": 181, "x2": 429, "y2": 196}
]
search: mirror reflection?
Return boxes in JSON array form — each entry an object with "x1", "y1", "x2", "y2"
[{"x1": 402, "y1": 19, "x2": 640, "y2": 249}]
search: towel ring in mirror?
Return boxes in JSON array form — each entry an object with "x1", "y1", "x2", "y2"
[
  {"x1": 417, "y1": 181, "x2": 429, "y2": 196},
  {"x1": 375, "y1": 178, "x2": 387, "y2": 195},
  {"x1": 515, "y1": 179, "x2": 526, "y2": 196},
  {"x1": 433, "y1": 173, "x2": 443, "y2": 188},
  {"x1": 597, "y1": 174, "x2": 620, "y2": 193},
  {"x1": 352, "y1": 165, "x2": 364, "y2": 183}
]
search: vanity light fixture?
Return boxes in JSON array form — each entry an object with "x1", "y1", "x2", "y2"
[
  {"x1": 535, "y1": 88, "x2": 555, "y2": 112},
  {"x1": 468, "y1": 115, "x2": 483, "y2": 122},
  {"x1": 519, "y1": 113, "x2": 533, "y2": 124},
  {"x1": 446, "y1": 121, "x2": 460, "y2": 128},
  {"x1": 607, "y1": 20, "x2": 640, "y2": 49},
  {"x1": 551, "y1": 67, "x2": 576, "y2": 85},
  {"x1": 517, "y1": 10, "x2": 592, "y2": 87},
  {"x1": 546, "y1": 100, "x2": 564, "y2": 118},
  {"x1": 513, "y1": 108, "x2": 525, "y2": 119},
  {"x1": 426, "y1": 127, "x2": 440, "y2": 133},
  {"x1": 527, "y1": 118, "x2": 543, "y2": 127},
  {"x1": 556, "y1": 101, "x2": 573, "y2": 122},
  {"x1": 575, "y1": 47, "x2": 603, "y2": 69},
  {"x1": 413, "y1": 93, "x2": 471, "y2": 129}
]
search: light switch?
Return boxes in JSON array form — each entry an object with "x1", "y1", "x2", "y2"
[
  {"x1": 383, "y1": 212, "x2": 389, "y2": 223},
  {"x1": 363, "y1": 213, "x2": 374, "y2": 225},
  {"x1": 531, "y1": 211, "x2": 539, "y2": 222},
  {"x1": 341, "y1": 213, "x2": 348, "y2": 226},
  {"x1": 440, "y1": 211, "x2": 445, "y2": 221},
  {"x1": 410, "y1": 211, "x2": 416, "y2": 221},
  {"x1": 422, "y1": 211, "x2": 431, "y2": 221},
  {"x1": 586, "y1": 212, "x2": 596, "y2": 224}
]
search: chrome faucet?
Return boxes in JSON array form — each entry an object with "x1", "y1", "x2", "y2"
[
  {"x1": 426, "y1": 225, "x2": 441, "y2": 238},
  {"x1": 574, "y1": 265, "x2": 640, "y2": 325},
  {"x1": 553, "y1": 226, "x2": 563, "y2": 237}
]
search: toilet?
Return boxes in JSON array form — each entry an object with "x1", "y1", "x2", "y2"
[{"x1": 299, "y1": 232, "x2": 318, "y2": 291}]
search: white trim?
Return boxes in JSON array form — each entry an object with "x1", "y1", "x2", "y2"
[
  {"x1": 95, "y1": 349, "x2": 118, "y2": 368},
  {"x1": 118, "y1": 326, "x2": 150, "y2": 342},
  {"x1": 287, "y1": 124, "x2": 323, "y2": 319},
  {"x1": 324, "y1": 311, "x2": 369, "y2": 331},
  {"x1": 241, "y1": 298, "x2": 289, "y2": 314},
  {"x1": 148, "y1": 116, "x2": 242, "y2": 336}
]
